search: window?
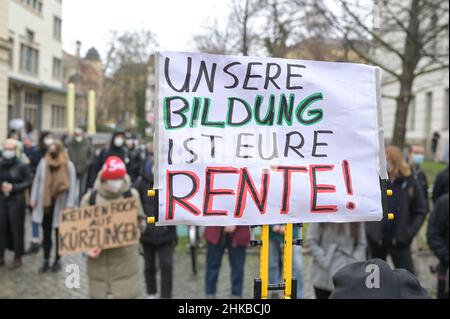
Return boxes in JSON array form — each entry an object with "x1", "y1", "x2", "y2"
[
  {"x1": 21, "y1": 0, "x2": 42, "y2": 13},
  {"x1": 20, "y1": 43, "x2": 38, "y2": 75},
  {"x1": 424, "y1": 92, "x2": 433, "y2": 137},
  {"x1": 51, "y1": 105, "x2": 66, "y2": 128},
  {"x1": 7, "y1": 38, "x2": 13, "y2": 68},
  {"x1": 52, "y1": 57, "x2": 62, "y2": 80},
  {"x1": 26, "y1": 29, "x2": 34, "y2": 43},
  {"x1": 20, "y1": 43, "x2": 39, "y2": 75},
  {"x1": 24, "y1": 91, "x2": 39, "y2": 130},
  {"x1": 407, "y1": 95, "x2": 416, "y2": 131},
  {"x1": 444, "y1": 88, "x2": 449, "y2": 130},
  {"x1": 53, "y1": 16, "x2": 62, "y2": 41}
]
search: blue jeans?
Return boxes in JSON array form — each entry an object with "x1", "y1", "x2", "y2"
[
  {"x1": 31, "y1": 221, "x2": 40, "y2": 240},
  {"x1": 268, "y1": 239, "x2": 304, "y2": 299},
  {"x1": 205, "y1": 235, "x2": 247, "y2": 297}
]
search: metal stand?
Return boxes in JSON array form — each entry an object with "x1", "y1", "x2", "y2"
[{"x1": 252, "y1": 223, "x2": 303, "y2": 299}]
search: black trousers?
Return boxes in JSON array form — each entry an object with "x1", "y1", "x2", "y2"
[
  {"x1": 314, "y1": 287, "x2": 332, "y2": 299},
  {"x1": 437, "y1": 267, "x2": 449, "y2": 299},
  {"x1": 42, "y1": 208, "x2": 60, "y2": 262},
  {"x1": 368, "y1": 241, "x2": 415, "y2": 274},
  {"x1": 142, "y1": 242, "x2": 174, "y2": 298},
  {"x1": 0, "y1": 200, "x2": 25, "y2": 258}
]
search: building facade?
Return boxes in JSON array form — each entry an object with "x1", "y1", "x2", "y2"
[
  {"x1": 2, "y1": 0, "x2": 67, "y2": 143},
  {"x1": 375, "y1": 0, "x2": 449, "y2": 159},
  {"x1": 0, "y1": 0, "x2": 11, "y2": 143},
  {"x1": 63, "y1": 43, "x2": 105, "y2": 129}
]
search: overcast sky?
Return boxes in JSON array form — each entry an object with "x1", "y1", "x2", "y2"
[{"x1": 62, "y1": 0, "x2": 229, "y2": 60}]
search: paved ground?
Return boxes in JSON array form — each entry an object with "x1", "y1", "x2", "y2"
[{"x1": 0, "y1": 214, "x2": 439, "y2": 299}]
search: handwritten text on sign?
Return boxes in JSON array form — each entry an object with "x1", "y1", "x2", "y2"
[
  {"x1": 155, "y1": 51, "x2": 385, "y2": 226},
  {"x1": 58, "y1": 198, "x2": 140, "y2": 256}
]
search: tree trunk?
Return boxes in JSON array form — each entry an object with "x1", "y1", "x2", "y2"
[
  {"x1": 391, "y1": 0, "x2": 420, "y2": 150},
  {"x1": 391, "y1": 79, "x2": 413, "y2": 149}
]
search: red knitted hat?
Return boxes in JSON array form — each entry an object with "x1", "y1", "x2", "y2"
[{"x1": 101, "y1": 156, "x2": 126, "y2": 180}]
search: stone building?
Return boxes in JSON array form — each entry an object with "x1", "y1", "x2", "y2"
[
  {"x1": 63, "y1": 42, "x2": 105, "y2": 128},
  {"x1": 1, "y1": 0, "x2": 67, "y2": 142}
]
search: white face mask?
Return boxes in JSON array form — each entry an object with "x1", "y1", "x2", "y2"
[
  {"x1": 44, "y1": 138, "x2": 54, "y2": 147},
  {"x1": 114, "y1": 137, "x2": 124, "y2": 148},
  {"x1": 74, "y1": 136, "x2": 83, "y2": 143},
  {"x1": 105, "y1": 180, "x2": 124, "y2": 192},
  {"x1": 2, "y1": 150, "x2": 16, "y2": 160}
]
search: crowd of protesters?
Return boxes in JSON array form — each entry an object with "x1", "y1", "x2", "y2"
[{"x1": 0, "y1": 126, "x2": 448, "y2": 299}]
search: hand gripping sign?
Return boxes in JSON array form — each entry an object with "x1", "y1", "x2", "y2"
[{"x1": 153, "y1": 51, "x2": 387, "y2": 226}]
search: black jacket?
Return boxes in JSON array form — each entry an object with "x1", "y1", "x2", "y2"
[
  {"x1": 427, "y1": 194, "x2": 449, "y2": 273},
  {"x1": 133, "y1": 161, "x2": 177, "y2": 246},
  {"x1": 87, "y1": 132, "x2": 130, "y2": 188},
  {"x1": 432, "y1": 166, "x2": 449, "y2": 204},
  {"x1": 0, "y1": 157, "x2": 33, "y2": 202},
  {"x1": 366, "y1": 174, "x2": 428, "y2": 248}
]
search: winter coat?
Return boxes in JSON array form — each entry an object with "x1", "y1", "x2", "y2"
[
  {"x1": 67, "y1": 137, "x2": 95, "y2": 176},
  {"x1": 365, "y1": 174, "x2": 428, "y2": 248},
  {"x1": 307, "y1": 223, "x2": 367, "y2": 291},
  {"x1": 427, "y1": 194, "x2": 449, "y2": 274},
  {"x1": 432, "y1": 166, "x2": 449, "y2": 204},
  {"x1": 30, "y1": 158, "x2": 76, "y2": 229},
  {"x1": 0, "y1": 157, "x2": 33, "y2": 201},
  {"x1": 0, "y1": 157, "x2": 33, "y2": 255},
  {"x1": 81, "y1": 174, "x2": 144, "y2": 299},
  {"x1": 204, "y1": 226, "x2": 250, "y2": 247},
  {"x1": 87, "y1": 132, "x2": 130, "y2": 188},
  {"x1": 127, "y1": 147, "x2": 142, "y2": 183},
  {"x1": 133, "y1": 160, "x2": 177, "y2": 246}
]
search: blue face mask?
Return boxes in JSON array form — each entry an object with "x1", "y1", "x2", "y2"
[{"x1": 412, "y1": 154, "x2": 424, "y2": 165}]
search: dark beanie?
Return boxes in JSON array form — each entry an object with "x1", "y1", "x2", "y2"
[{"x1": 329, "y1": 258, "x2": 431, "y2": 299}]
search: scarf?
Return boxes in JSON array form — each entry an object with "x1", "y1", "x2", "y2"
[{"x1": 43, "y1": 151, "x2": 70, "y2": 210}]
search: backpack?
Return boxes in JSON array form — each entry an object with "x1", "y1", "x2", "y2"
[{"x1": 88, "y1": 189, "x2": 133, "y2": 205}]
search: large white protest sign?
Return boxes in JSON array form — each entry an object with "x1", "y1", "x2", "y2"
[{"x1": 154, "y1": 51, "x2": 387, "y2": 226}]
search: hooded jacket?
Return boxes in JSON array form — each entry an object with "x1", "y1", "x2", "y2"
[
  {"x1": 81, "y1": 173, "x2": 144, "y2": 299},
  {"x1": 87, "y1": 131, "x2": 130, "y2": 188},
  {"x1": 330, "y1": 258, "x2": 431, "y2": 299}
]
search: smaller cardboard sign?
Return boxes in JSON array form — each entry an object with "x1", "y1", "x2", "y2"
[{"x1": 59, "y1": 198, "x2": 140, "y2": 256}]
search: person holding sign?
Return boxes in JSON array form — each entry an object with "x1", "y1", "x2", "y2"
[
  {"x1": 134, "y1": 156, "x2": 177, "y2": 299},
  {"x1": 81, "y1": 156, "x2": 145, "y2": 299},
  {"x1": 31, "y1": 140, "x2": 76, "y2": 273},
  {"x1": 204, "y1": 226, "x2": 250, "y2": 299},
  {"x1": 366, "y1": 146, "x2": 427, "y2": 275}
]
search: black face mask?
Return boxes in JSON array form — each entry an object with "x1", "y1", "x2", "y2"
[{"x1": 50, "y1": 151, "x2": 59, "y2": 159}]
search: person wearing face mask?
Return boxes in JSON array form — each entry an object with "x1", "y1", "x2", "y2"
[
  {"x1": 26, "y1": 131, "x2": 53, "y2": 255},
  {"x1": 365, "y1": 146, "x2": 428, "y2": 274},
  {"x1": 0, "y1": 139, "x2": 33, "y2": 269},
  {"x1": 67, "y1": 128, "x2": 95, "y2": 203},
  {"x1": 87, "y1": 130, "x2": 129, "y2": 189},
  {"x1": 134, "y1": 156, "x2": 177, "y2": 299},
  {"x1": 125, "y1": 133, "x2": 142, "y2": 183},
  {"x1": 408, "y1": 145, "x2": 429, "y2": 211},
  {"x1": 30, "y1": 140, "x2": 76, "y2": 272},
  {"x1": 81, "y1": 156, "x2": 145, "y2": 299}
]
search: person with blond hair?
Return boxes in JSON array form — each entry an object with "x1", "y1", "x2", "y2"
[
  {"x1": 0, "y1": 139, "x2": 33, "y2": 269},
  {"x1": 365, "y1": 146, "x2": 427, "y2": 274}
]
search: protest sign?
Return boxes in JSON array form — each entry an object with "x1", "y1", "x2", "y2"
[
  {"x1": 154, "y1": 51, "x2": 387, "y2": 226},
  {"x1": 58, "y1": 198, "x2": 140, "y2": 256}
]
